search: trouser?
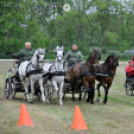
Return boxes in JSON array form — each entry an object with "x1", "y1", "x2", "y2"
[
  {"x1": 68, "y1": 63, "x2": 75, "y2": 68},
  {"x1": 15, "y1": 71, "x2": 20, "y2": 80}
]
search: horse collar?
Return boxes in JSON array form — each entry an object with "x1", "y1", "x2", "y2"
[{"x1": 32, "y1": 63, "x2": 40, "y2": 70}]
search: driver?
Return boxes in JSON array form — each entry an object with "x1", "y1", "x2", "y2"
[
  {"x1": 6, "y1": 42, "x2": 35, "y2": 63},
  {"x1": 64, "y1": 44, "x2": 83, "y2": 68},
  {"x1": 6, "y1": 42, "x2": 35, "y2": 80}
]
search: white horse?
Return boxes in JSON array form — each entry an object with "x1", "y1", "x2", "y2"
[
  {"x1": 18, "y1": 47, "x2": 47, "y2": 103},
  {"x1": 43, "y1": 46, "x2": 64, "y2": 105}
]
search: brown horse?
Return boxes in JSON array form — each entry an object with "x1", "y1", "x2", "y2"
[
  {"x1": 69, "y1": 49, "x2": 101, "y2": 104},
  {"x1": 96, "y1": 55, "x2": 119, "y2": 104}
]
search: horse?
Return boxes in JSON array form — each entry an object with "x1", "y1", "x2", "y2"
[
  {"x1": 18, "y1": 47, "x2": 46, "y2": 103},
  {"x1": 69, "y1": 49, "x2": 101, "y2": 104},
  {"x1": 96, "y1": 55, "x2": 119, "y2": 104},
  {"x1": 43, "y1": 46, "x2": 64, "y2": 105}
]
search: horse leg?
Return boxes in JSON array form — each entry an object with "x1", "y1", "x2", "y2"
[
  {"x1": 39, "y1": 79, "x2": 45, "y2": 103},
  {"x1": 23, "y1": 81, "x2": 31, "y2": 102},
  {"x1": 78, "y1": 83, "x2": 83, "y2": 102},
  {"x1": 88, "y1": 81, "x2": 95, "y2": 104},
  {"x1": 96, "y1": 83, "x2": 101, "y2": 102},
  {"x1": 101, "y1": 81, "x2": 108, "y2": 104},
  {"x1": 62, "y1": 85, "x2": 66, "y2": 100},
  {"x1": 70, "y1": 76, "x2": 76, "y2": 102},
  {"x1": 44, "y1": 83, "x2": 50, "y2": 103},
  {"x1": 59, "y1": 82, "x2": 64, "y2": 105},
  {"x1": 71, "y1": 82, "x2": 76, "y2": 102},
  {"x1": 103, "y1": 83, "x2": 111, "y2": 104},
  {"x1": 86, "y1": 86, "x2": 94, "y2": 104},
  {"x1": 83, "y1": 81, "x2": 90, "y2": 103},
  {"x1": 30, "y1": 80, "x2": 35, "y2": 103},
  {"x1": 51, "y1": 80, "x2": 58, "y2": 100}
]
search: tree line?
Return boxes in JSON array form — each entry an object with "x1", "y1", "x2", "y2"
[{"x1": 0, "y1": 0, "x2": 134, "y2": 58}]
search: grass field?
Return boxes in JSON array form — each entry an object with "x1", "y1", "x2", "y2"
[{"x1": 0, "y1": 61, "x2": 134, "y2": 134}]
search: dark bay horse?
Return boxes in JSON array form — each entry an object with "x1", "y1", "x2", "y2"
[
  {"x1": 69, "y1": 49, "x2": 101, "y2": 104},
  {"x1": 96, "y1": 55, "x2": 119, "y2": 104}
]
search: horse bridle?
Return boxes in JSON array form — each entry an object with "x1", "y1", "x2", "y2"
[
  {"x1": 36, "y1": 50, "x2": 45, "y2": 63},
  {"x1": 91, "y1": 50, "x2": 101, "y2": 70},
  {"x1": 31, "y1": 50, "x2": 45, "y2": 69},
  {"x1": 56, "y1": 50, "x2": 64, "y2": 63}
]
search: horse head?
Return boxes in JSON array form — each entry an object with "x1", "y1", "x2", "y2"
[
  {"x1": 56, "y1": 46, "x2": 64, "y2": 63},
  {"x1": 105, "y1": 55, "x2": 119, "y2": 68},
  {"x1": 37, "y1": 47, "x2": 45, "y2": 63},
  {"x1": 87, "y1": 49, "x2": 101, "y2": 71},
  {"x1": 31, "y1": 47, "x2": 45, "y2": 69}
]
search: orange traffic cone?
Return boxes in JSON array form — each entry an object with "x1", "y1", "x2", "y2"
[
  {"x1": 17, "y1": 103, "x2": 34, "y2": 126},
  {"x1": 70, "y1": 105, "x2": 88, "y2": 130}
]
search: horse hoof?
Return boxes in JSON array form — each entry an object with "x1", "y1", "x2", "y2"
[
  {"x1": 78, "y1": 99, "x2": 81, "y2": 102},
  {"x1": 78, "y1": 97, "x2": 82, "y2": 102},
  {"x1": 103, "y1": 101, "x2": 107, "y2": 104},
  {"x1": 45, "y1": 99, "x2": 50, "y2": 103},
  {"x1": 42, "y1": 100, "x2": 46, "y2": 103},
  {"x1": 86, "y1": 99, "x2": 89, "y2": 103},
  {"x1": 28, "y1": 98, "x2": 33, "y2": 103},
  {"x1": 30, "y1": 101, "x2": 33, "y2": 103},
  {"x1": 60, "y1": 103, "x2": 63, "y2": 106},
  {"x1": 90, "y1": 101, "x2": 94, "y2": 104},
  {"x1": 72, "y1": 99, "x2": 76, "y2": 102},
  {"x1": 96, "y1": 98, "x2": 100, "y2": 102}
]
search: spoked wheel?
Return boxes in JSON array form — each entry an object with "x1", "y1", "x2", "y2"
[
  {"x1": 4, "y1": 80, "x2": 11, "y2": 99},
  {"x1": 4, "y1": 79, "x2": 15, "y2": 99},
  {"x1": 82, "y1": 91, "x2": 87, "y2": 100},
  {"x1": 126, "y1": 81, "x2": 133, "y2": 96}
]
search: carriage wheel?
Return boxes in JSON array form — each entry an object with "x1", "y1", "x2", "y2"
[
  {"x1": 82, "y1": 91, "x2": 87, "y2": 100},
  {"x1": 126, "y1": 81, "x2": 133, "y2": 96},
  {"x1": 4, "y1": 80, "x2": 11, "y2": 99},
  {"x1": 4, "y1": 79, "x2": 15, "y2": 99}
]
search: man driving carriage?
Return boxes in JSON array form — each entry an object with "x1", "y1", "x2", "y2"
[
  {"x1": 6, "y1": 42, "x2": 35, "y2": 79},
  {"x1": 64, "y1": 44, "x2": 83, "y2": 67},
  {"x1": 6, "y1": 42, "x2": 35, "y2": 63}
]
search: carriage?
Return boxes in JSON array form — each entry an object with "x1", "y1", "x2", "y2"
[
  {"x1": 4, "y1": 59, "x2": 41, "y2": 100},
  {"x1": 125, "y1": 77, "x2": 134, "y2": 96},
  {"x1": 4, "y1": 48, "x2": 119, "y2": 105},
  {"x1": 125, "y1": 61, "x2": 134, "y2": 96}
]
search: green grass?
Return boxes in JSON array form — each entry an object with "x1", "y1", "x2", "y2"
[{"x1": 0, "y1": 61, "x2": 134, "y2": 134}]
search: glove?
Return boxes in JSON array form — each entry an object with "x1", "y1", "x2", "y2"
[{"x1": 6, "y1": 51, "x2": 12, "y2": 55}]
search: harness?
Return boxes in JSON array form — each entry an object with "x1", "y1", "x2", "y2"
[
  {"x1": 44, "y1": 64, "x2": 65, "y2": 79},
  {"x1": 43, "y1": 49, "x2": 65, "y2": 79},
  {"x1": 95, "y1": 63, "x2": 115, "y2": 77},
  {"x1": 79, "y1": 63, "x2": 95, "y2": 78}
]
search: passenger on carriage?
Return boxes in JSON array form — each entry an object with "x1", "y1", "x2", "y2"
[
  {"x1": 63, "y1": 44, "x2": 83, "y2": 68},
  {"x1": 126, "y1": 58, "x2": 134, "y2": 78}
]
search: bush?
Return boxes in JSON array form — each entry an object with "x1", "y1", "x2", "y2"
[
  {"x1": 119, "y1": 53, "x2": 133, "y2": 61},
  {"x1": 45, "y1": 52, "x2": 56, "y2": 59}
]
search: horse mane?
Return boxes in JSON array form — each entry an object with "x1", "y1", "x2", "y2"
[{"x1": 104, "y1": 55, "x2": 115, "y2": 64}]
